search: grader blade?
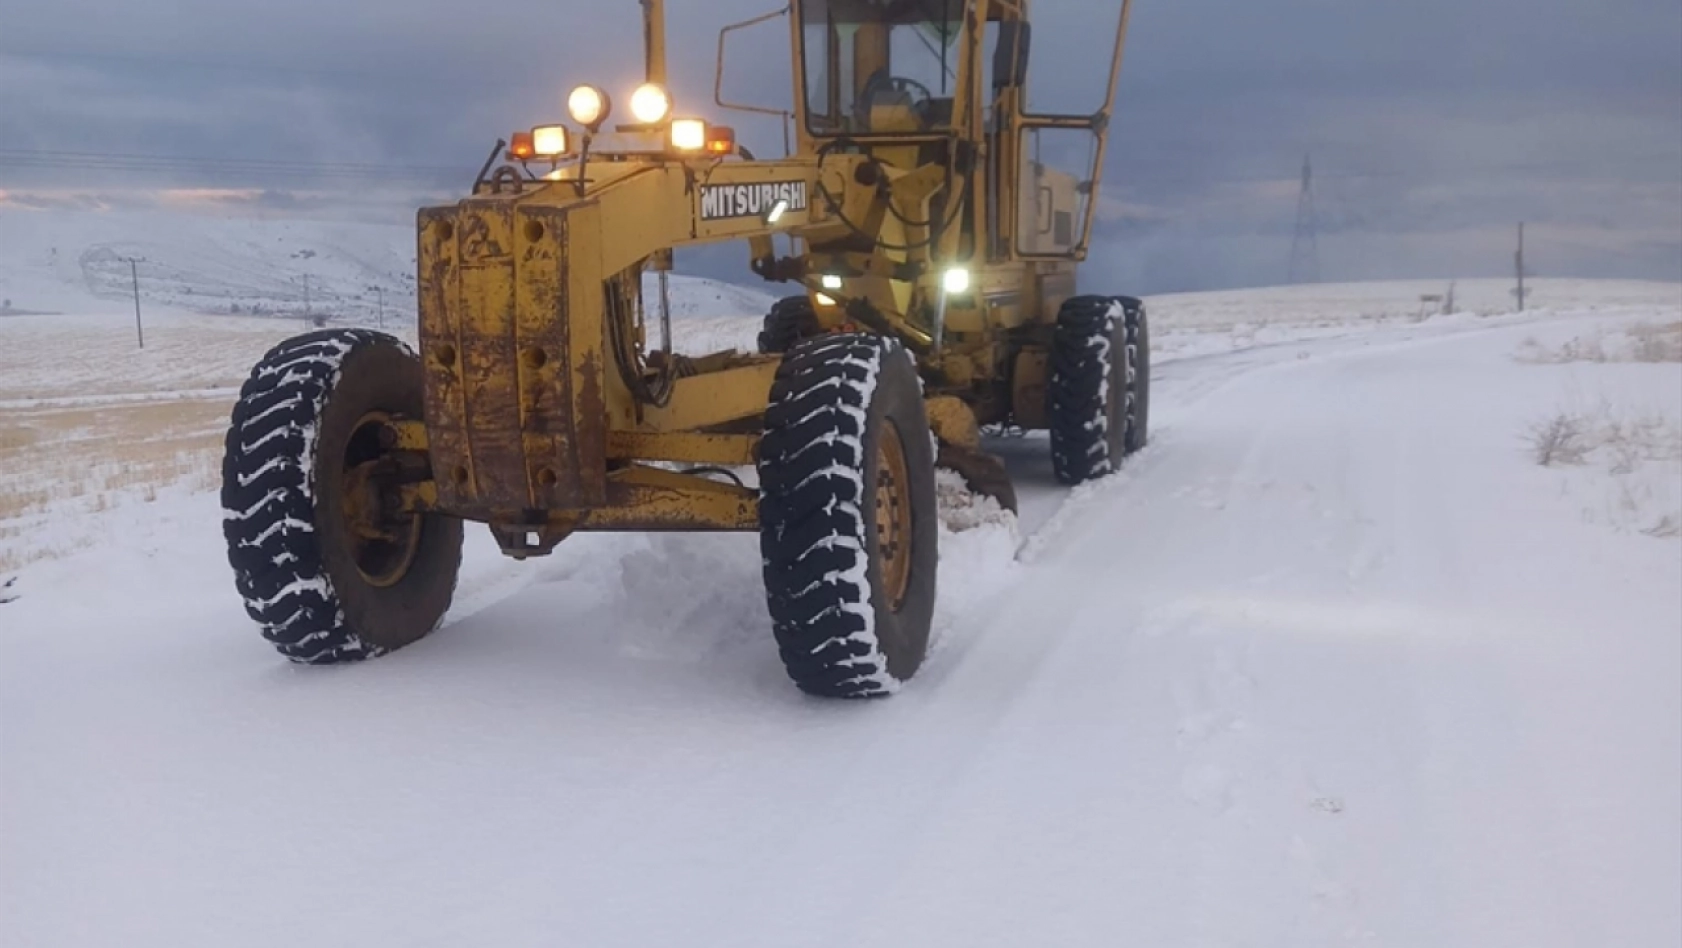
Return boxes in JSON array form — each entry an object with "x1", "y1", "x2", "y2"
[{"x1": 936, "y1": 442, "x2": 1019, "y2": 515}]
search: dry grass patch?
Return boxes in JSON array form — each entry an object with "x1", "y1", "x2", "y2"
[
  {"x1": 1627, "y1": 321, "x2": 1682, "y2": 362},
  {"x1": 0, "y1": 316, "x2": 324, "y2": 402},
  {"x1": 1517, "y1": 321, "x2": 1682, "y2": 364},
  {"x1": 0, "y1": 397, "x2": 230, "y2": 570}
]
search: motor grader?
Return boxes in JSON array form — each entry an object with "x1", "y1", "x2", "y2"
[{"x1": 220, "y1": 0, "x2": 1148, "y2": 697}]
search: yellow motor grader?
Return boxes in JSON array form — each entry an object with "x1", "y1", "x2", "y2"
[{"x1": 221, "y1": 0, "x2": 1147, "y2": 697}]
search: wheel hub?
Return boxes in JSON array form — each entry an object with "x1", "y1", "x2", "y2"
[
  {"x1": 874, "y1": 419, "x2": 914, "y2": 612},
  {"x1": 340, "y1": 412, "x2": 423, "y2": 588}
]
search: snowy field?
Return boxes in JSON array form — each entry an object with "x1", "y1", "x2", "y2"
[
  {"x1": 0, "y1": 203, "x2": 787, "y2": 325},
  {"x1": 2, "y1": 259, "x2": 1680, "y2": 945}
]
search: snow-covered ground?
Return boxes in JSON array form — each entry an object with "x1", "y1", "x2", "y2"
[
  {"x1": 0, "y1": 203, "x2": 785, "y2": 569},
  {"x1": 2, "y1": 257, "x2": 1679, "y2": 946}
]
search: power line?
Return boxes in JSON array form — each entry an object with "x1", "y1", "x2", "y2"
[
  {"x1": 15, "y1": 146, "x2": 1663, "y2": 191},
  {"x1": 0, "y1": 148, "x2": 457, "y2": 174},
  {"x1": 0, "y1": 148, "x2": 466, "y2": 184},
  {"x1": 1107, "y1": 151, "x2": 1682, "y2": 191},
  {"x1": 0, "y1": 45, "x2": 402, "y2": 81}
]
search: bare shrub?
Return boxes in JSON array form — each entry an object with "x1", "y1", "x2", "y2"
[{"x1": 1527, "y1": 413, "x2": 1589, "y2": 467}]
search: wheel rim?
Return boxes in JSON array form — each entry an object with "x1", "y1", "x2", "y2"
[
  {"x1": 873, "y1": 418, "x2": 914, "y2": 613},
  {"x1": 341, "y1": 411, "x2": 422, "y2": 588}
]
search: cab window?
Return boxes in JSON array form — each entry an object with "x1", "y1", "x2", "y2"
[{"x1": 801, "y1": 0, "x2": 964, "y2": 135}]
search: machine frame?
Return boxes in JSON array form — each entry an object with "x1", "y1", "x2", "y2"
[{"x1": 399, "y1": 0, "x2": 1134, "y2": 554}]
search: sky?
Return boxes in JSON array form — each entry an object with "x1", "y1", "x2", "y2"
[{"x1": 0, "y1": 0, "x2": 1678, "y2": 293}]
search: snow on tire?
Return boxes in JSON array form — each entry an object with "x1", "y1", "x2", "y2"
[
  {"x1": 1049, "y1": 295, "x2": 1137, "y2": 484},
  {"x1": 1119, "y1": 296, "x2": 1151, "y2": 455},
  {"x1": 757, "y1": 333, "x2": 938, "y2": 698},
  {"x1": 756, "y1": 294, "x2": 820, "y2": 354},
  {"x1": 221, "y1": 329, "x2": 462, "y2": 664}
]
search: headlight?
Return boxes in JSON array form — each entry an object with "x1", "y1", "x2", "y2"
[
  {"x1": 670, "y1": 118, "x2": 707, "y2": 151},
  {"x1": 942, "y1": 268, "x2": 971, "y2": 294},
  {"x1": 821, "y1": 274, "x2": 843, "y2": 290},
  {"x1": 629, "y1": 83, "x2": 672, "y2": 124},
  {"x1": 531, "y1": 125, "x2": 570, "y2": 157},
  {"x1": 567, "y1": 85, "x2": 610, "y2": 129},
  {"x1": 815, "y1": 292, "x2": 837, "y2": 307}
]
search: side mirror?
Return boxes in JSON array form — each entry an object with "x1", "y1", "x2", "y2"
[{"x1": 993, "y1": 21, "x2": 1032, "y2": 90}]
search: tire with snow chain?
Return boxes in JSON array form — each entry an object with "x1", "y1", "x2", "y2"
[
  {"x1": 221, "y1": 329, "x2": 462, "y2": 664},
  {"x1": 1119, "y1": 296, "x2": 1150, "y2": 455},
  {"x1": 756, "y1": 295, "x2": 820, "y2": 354},
  {"x1": 757, "y1": 333, "x2": 938, "y2": 698},
  {"x1": 1049, "y1": 295, "x2": 1133, "y2": 485}
]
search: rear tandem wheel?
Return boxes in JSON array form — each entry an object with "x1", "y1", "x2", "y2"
[{"x1": 1047, "y1": 295, "x2": 1151, "y2": 485}]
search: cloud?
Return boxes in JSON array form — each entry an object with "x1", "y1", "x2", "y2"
[{"x1": 1, "y1": 0, "x2": 1677, "y2": 291}]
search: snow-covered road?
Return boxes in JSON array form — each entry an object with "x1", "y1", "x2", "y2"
[{"x1": 4, "y1": 302, "x2": 1679, "y2": 946}]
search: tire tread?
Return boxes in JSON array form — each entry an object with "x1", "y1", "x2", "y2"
[
  {"x1": 222, "y1": 329, "x2": 394, "y2": 663},
  {"x1": 759, "y1": 334, "x2": 902, "y2": 697}
]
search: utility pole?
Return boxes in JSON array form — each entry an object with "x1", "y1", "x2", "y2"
[
  {"x1": 1288, "y1": 153, "x2": 1320, "y2": 284},
  {"x1": 376, "y1": 286, "x2": 385, "y2": 330},
  {"x1": 127, "y1": 258, "x2": 145, "y2": 349},
  {"x1": 1514, "y1": 223, "x2": 1527, "y2": 312},
  {"x1": 302, "y1": 275, "x2": 312, "y2": 328}
]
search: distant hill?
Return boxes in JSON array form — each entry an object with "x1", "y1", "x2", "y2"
[{"x1": 0, "y1": 205, "x2": 779, "y2": 325}]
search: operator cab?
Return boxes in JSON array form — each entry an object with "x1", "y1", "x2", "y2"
[{"x1": 799, "y1": 0, "x2": 965, "y2": 135}]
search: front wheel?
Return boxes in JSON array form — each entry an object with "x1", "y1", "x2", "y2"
[
  {"x1": 757, "y1": 334, "x2": 938, "y2": 697},
  {"x1": 221, "y1": 330, "x2": 463, "y2": 663}
]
